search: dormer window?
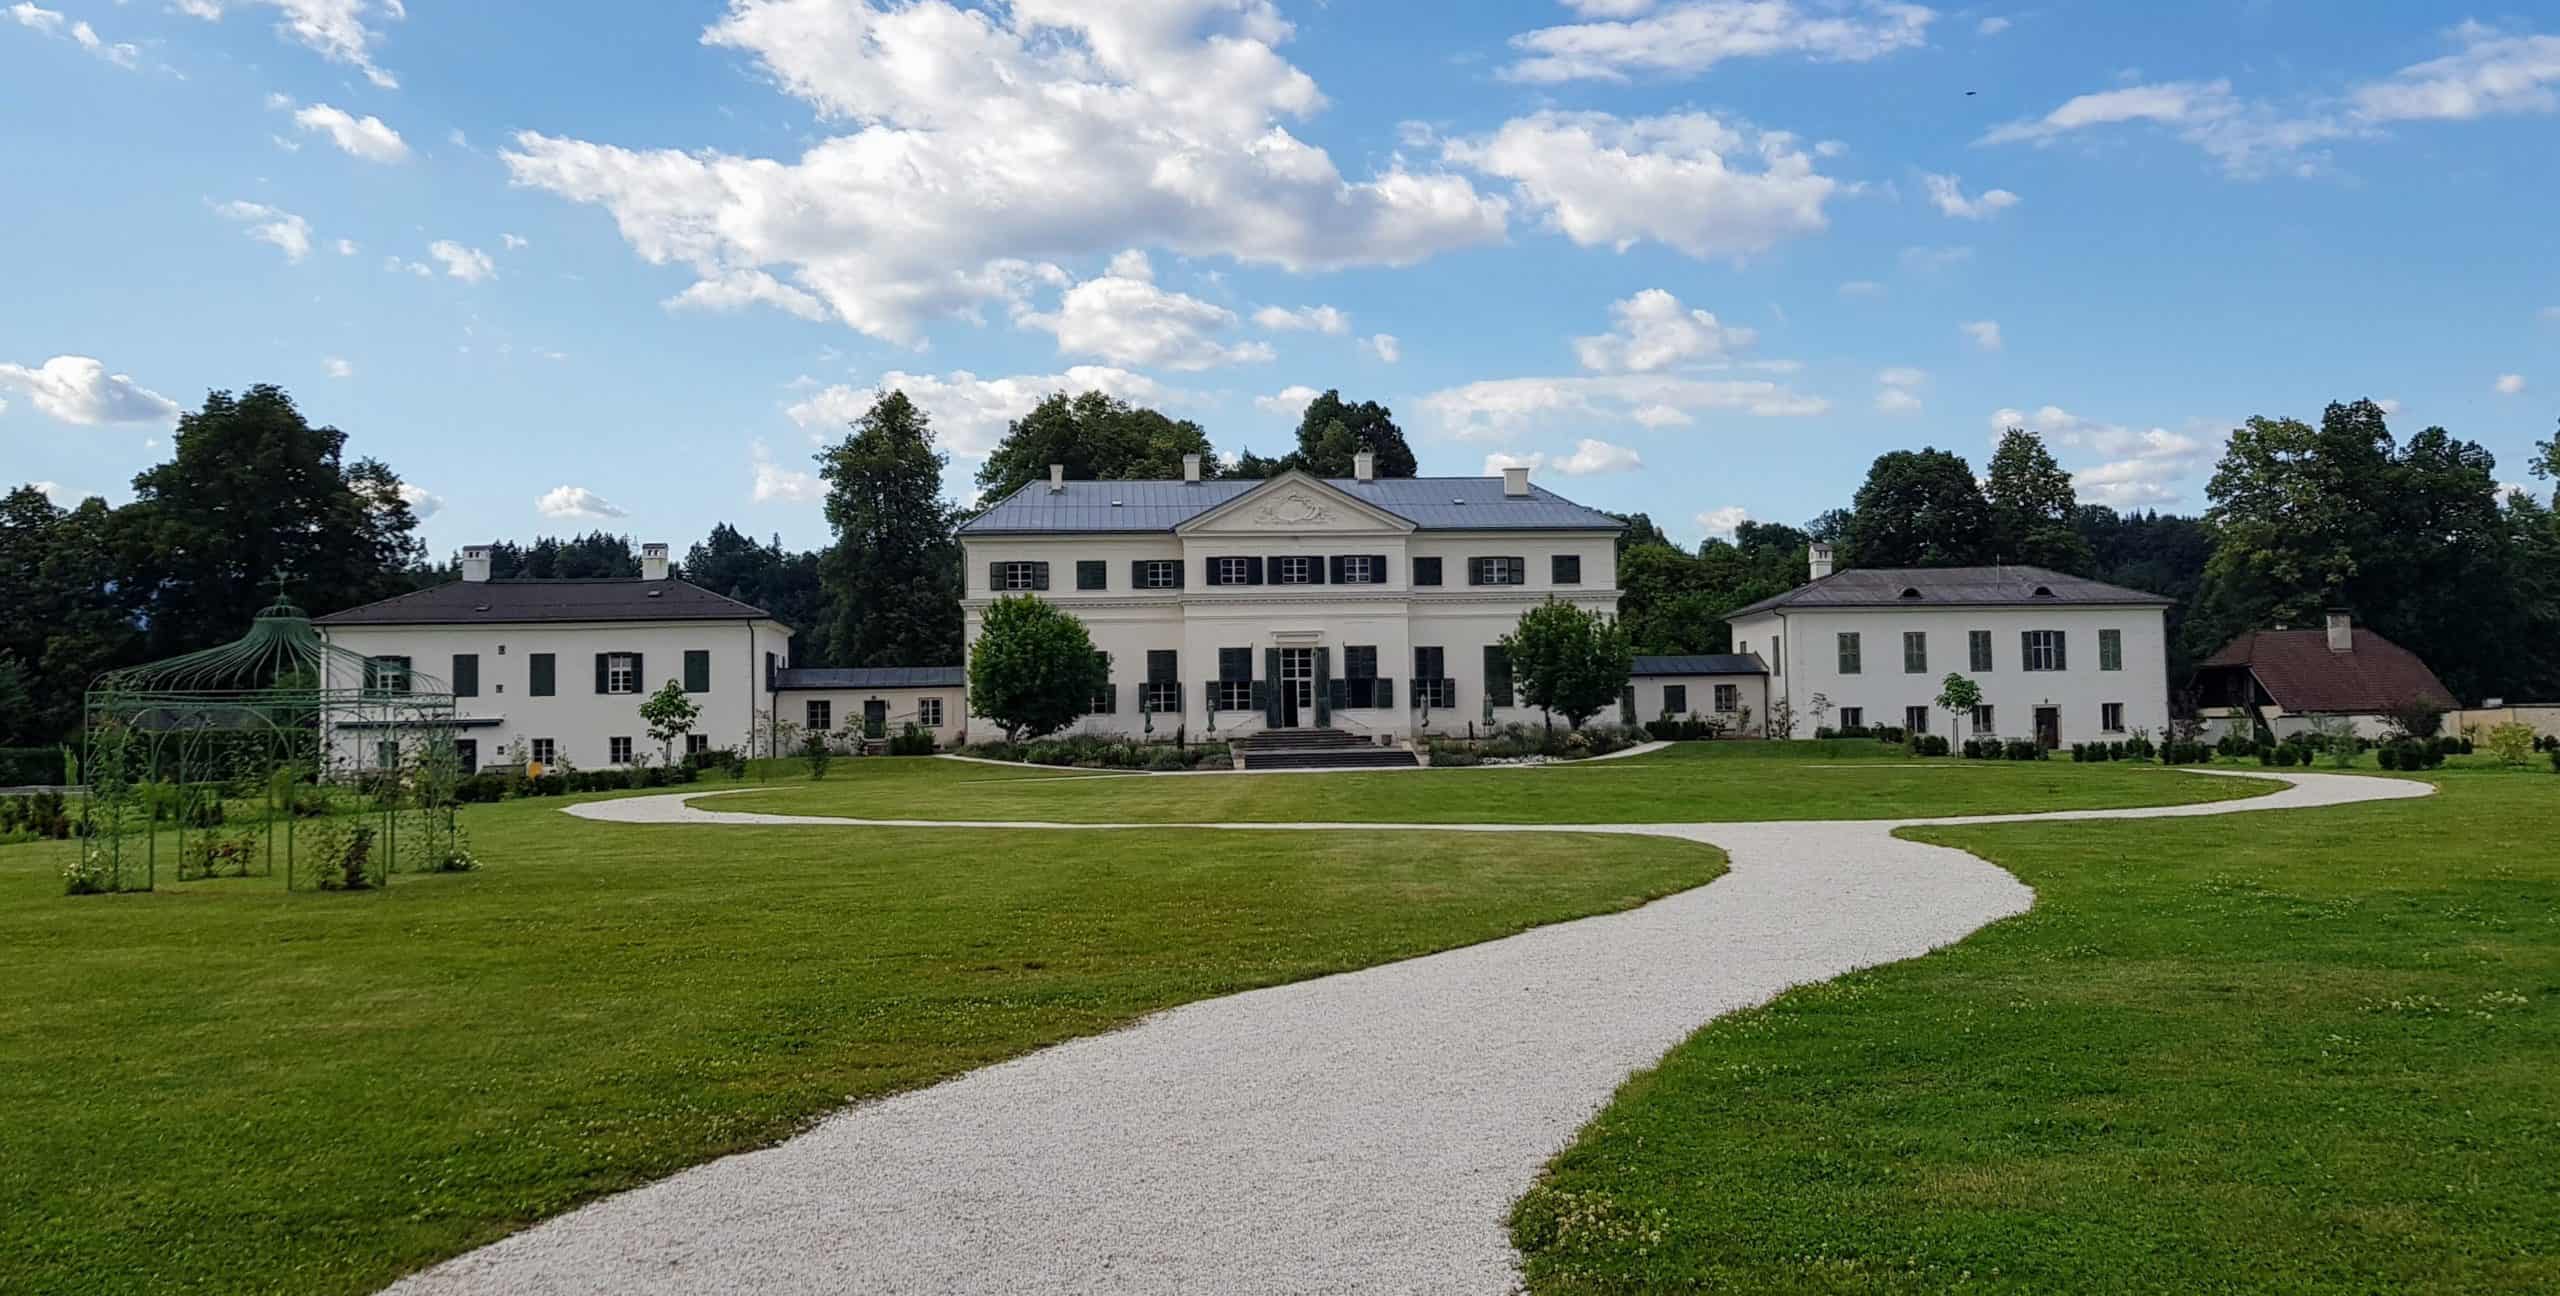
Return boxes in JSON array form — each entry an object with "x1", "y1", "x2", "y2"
[
  {"x1": 1899, "y1": 586, "x2": 1923, "y2": 600},
  {"x1": 2031, "y1": 585, "x2": 2057, "y2": 598}
]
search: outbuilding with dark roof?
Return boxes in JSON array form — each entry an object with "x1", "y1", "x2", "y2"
[{"x1": 2192, "y1": 614, "x2": 2455, "y2": 741}]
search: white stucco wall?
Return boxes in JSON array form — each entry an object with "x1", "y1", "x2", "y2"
[
  {"x1": 777, "y1": 685, "x2": 968, "y2": 749},
  {"x1": 317, "y1": 617, "x2": 793, "y2": 769},
  {"x1": 1731, "y1": 604, "x2": 2170, "y2": 745},
  {"x1": 1632, "y1": 673, "x2": 1770, "y2": 732}
]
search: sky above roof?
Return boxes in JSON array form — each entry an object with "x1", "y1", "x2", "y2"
[{"x1": 6, "y1": 2, "x2": 2555, "y2": 555}]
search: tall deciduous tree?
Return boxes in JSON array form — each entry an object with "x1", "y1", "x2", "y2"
[
  {"x1": 973, "y1": 391, "x2": 1215, "y2": 500},
  {"x1": 1841, "y1": 448, "x2": 1996, "y2": 568},
  {"x1": 1290, "y1": 390, "x2": 1416, "y2": 477},
  {"x1": 817, "y1": 391, "x2": 963, "y2": 668},
  {"x1": 1985, "y1": 427, "x2": 2095, "y2": 572},
  {"x1": 1502, "y1": 600, "x2": 1635, "y2": 730},
  {"x1": 967, "y1": 595, "x2": 1108, "y2": 741},
  {"x1": 115, "y1": 385, "x2": 423, "y2": 657}
]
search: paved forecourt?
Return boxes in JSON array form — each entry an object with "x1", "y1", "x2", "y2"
[{"x1": 385, "y1": 770, "x2": 2431, "y2": 1296}]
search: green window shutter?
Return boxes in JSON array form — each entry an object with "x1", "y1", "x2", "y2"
[
  {"x1": 1032, "y1": 562, "x2": 1050, "y2": 591},
  {"x1": 1375, "y1": 678, "x2": 1394, "y2": 709},
  {"x1": 988, "y1": 562, "x2": 1004, "y2": 592},
  {"x1": 1250, "y1": 680, "x2": 1269, "y2": 713},
  {"x1": 683, "y1": 649, "x2": 711, "y2": 693},
  {"x1": 1314, "y1": 647, "x2": 1332, "y2": 725},
  {"x1": 1132, "y1": 560, "x2": 1147, "y2": 589},
  {"x1": 1246, "y1": 556, "x2": 1265, "y2": 585},
  {"x1": 1484, "y1": 645, "x2": 1514, "y2": 707},
  {"x1": 1263, "y1": 648, "x2": 1282, "y2": 725},
  {"x1": 1413, "y1": 556, "x2": 1441, "y2": 586},
  {"x1": 1467, "y1": 557, "x2": 1484, "y2": 586},
  {"x1": 1328, "y1": 555, "x2": 1345, "y2": 583},
  {"x1": 594, "y1": 653, "x2": 609, "y2": 694},
  {"x1": 1512, "y1": 556, "x2": 1527, "y2": 585},
  {"x1": 1172, "y1": 560, "x2": 1186, "y2": 589},
  {"x1": 1327, "y1": 678, "x2": 1349, "y2": 710},
  {"x1": 629, "y1": 653, "x2": 644, "y2": 692},
  {"x1": 1103, "y1": 683, "x2": 1116, "y2": 713},
  {"x1": 1077, "y1": 560, "x2": 1106, "y2": 590},
  {"x1": 531, "y1": 653, "x2": 555, "y2": 697},
  {"x1": 1204, "y1": 680, "x2": 1218, "y2": 709},
  {"x1": 2022, "y1": 631, "x2": 2036, "y2": 671},
  {"x1": 452, "y1": 653, "x2": 479, "y2": 698},
  {"x1": 2054, "y1": 632, "x2": 2067, "y2": 671},
  {"x1": 1371, "y1": 553, "x2": 1390, "y2": 584},
  {"x1": 1309, "y1": 556, "x2": 1327, "y2": 585}
]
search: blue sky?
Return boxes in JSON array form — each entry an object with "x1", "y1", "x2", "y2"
[{"x1": 4, "y1": 1, "x2": 2555, "y2": 555}]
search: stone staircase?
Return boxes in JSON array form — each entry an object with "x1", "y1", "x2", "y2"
[{"x1": 1231, "y1": 727, "x2": 1421, "y2": 771}]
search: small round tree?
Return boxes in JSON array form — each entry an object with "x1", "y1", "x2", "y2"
[
  {"x1": 1501, "y1": 599, "x2": 1635, "y2": 732},
  {"x1": 1935, "y1": 673, "x2": 1982, "y2": 745},
  {"x1": 638, "y1": 679, "x2": 702, "y2": 764},
  {"x1": 968, "y1": 595, "x2": 1110, "y2": 741}
]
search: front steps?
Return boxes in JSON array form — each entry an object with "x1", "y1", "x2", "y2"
[{"x1": 1231, "y1": 727, "x2": 1421, "y2": 771}]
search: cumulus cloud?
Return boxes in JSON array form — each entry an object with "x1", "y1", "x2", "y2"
[
  {"x1": 324, "y1": 356, "x2": 353, "y2": 378},
  {"x1": 333, "y1": 238, "x2": 359, "y2": 256},
  {"x1": 291, "y1": 103, "x2": 409, "y2": 162},
  {"x1": 1697, "y1": 504, "x2": 1750, "y2": 539},
  {"x1": 1554, "y1": 437, "x2": 1643, "y2": 474},
  {"x1": 784, "y1": 366, "x2": 1174, "y2": 460},
  {"x1": 177, "y1": 0, "x2": 405, "y2": 89},
  {"x1": 396, "y1": 482, "x2": 443, "y2": 519},
  {"x1": 1255, "y1": 384, "x2": 1321, "y2": 414},
  {"x1": 1992, "y1": 404, "x2": 2214, "y2": 506},
  {"x1": 1252, "y1": 304, "x2": 1350, "y2": 334},
  {"x1": 1961, "y1": 319, "x2": 2003, "y2": 351},
  {"x1": 1977, "y1": 16, "x2": 2011, "y2": 36},
  {"x1": 1444, "y1": 110, "x2": 1837, "y2": 259},
  {"x1": 502, "y1": 233, "x2": 528, "y2": 250},
  {"x1": 2350, "y1": 24, "x2": 2560, "y2": 122},
  {"x1": 750, "y1": 440, "x2": 824, "y2": 503},
  {"x1": 427, "y1": 240, "x2": 496, "y2": 282},
  {"x1": 1502, "y1": 0, "x2": 1935, "y2": 83},
  {"x1": 0, "y1": 354, "x2": 183, "y2": 425},
  {"x1": 536, "y1": 485, "x2": 626, "y2": 520},
  {"x1": 666, "y1": 269, "x2": 826, "y2": 321},
  {"x1": 499, "y1": 1, "x2": 1506, "y2": 345},
  {"x1": 1874, "y1": 366, "x2": 1927, "y2": 414},
  {"x1": 1426, "y1": 373, "x2": 1824, "y2": 440},
  {"x1": 214, "y1": 199, "x2": 313, "y2": 262},
  {"x1": 2495, "y1": 372, "x2": 2527, "y2": 394},
  {"x1": 1367, "y1": 333, "x2": 1401, "y2": 363},
  {"x1": 1573, "y1": 288, "x2": 1756, "y2": 372},
  {"x1": 8, "y1": 3, "x2": 141, "y2": 68},
  {"x1": 1018, "y1": 254, "x2": 1273, "y2": 370},
  {"x1": 1838, "y1": 279, "x2": 1886, "y2": 297},
  {"x1": 1922, "y1": 172, "x2": 2019, "y2": 219}
]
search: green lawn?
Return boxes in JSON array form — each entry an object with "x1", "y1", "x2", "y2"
[
  {"x1": 716, "y1": 744, "x2": 2272, "y2": 824},
  {"x1": 1511, "y1": 765, "x2": 2560, "y2": 1294},
  {"x1": 0, "y1": 790, "x2": 1721, "y2": 1296}
]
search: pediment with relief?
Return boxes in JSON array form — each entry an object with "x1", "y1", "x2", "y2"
[{"x1": 1179, "y1": 473, "x2": 1413, "y2": 536}]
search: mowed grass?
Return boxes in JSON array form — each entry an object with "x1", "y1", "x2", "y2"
[
  {"x1": 718, "y1": 743, "x2": 2271, "y2": 825},
  {"x1": 0, "y1": 792, "x2": 1722, "y2": 1296},
  {"x1": 1511, "y1": 767, "x2": 2560, "y2": 1295}
]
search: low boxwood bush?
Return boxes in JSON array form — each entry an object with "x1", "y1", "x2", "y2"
[{"x1": 965, "y1": 735, "x2": 1232, "y2": 770}]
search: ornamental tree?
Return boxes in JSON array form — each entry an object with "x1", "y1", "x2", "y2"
[
  {"x1": 968, "y1": 595, "x2": 1109, "y2": 741},
  {"x1": 1502, "y1": 599, "x2": 1635, "y2": 731},
  {"x1": 1935, "y1": 674, "x2": 1983, "y2": 744},
  {"x1": 638, "y1": 679, "x2": 702, "y2": 763}
]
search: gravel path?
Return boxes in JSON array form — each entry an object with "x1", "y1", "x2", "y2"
[{"x1": 388, "y1": 770, "x2": 2429, "y2": 1296}]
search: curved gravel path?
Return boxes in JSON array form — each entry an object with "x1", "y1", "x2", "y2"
[{"x1": 388, "y1": 769, "x2": 2429, "y2": 1296}]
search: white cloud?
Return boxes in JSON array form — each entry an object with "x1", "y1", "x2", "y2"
[
  {"x1": 1838, "y1": 278, "x2": 1885, "y2": 297},
  {"x1": 333, "y1": 238, "x2": 358, "y2": 256},
  {"x1": 536, "y1": 485, "x2": 626, "y2": 520},
  {"x1": 1983, "y1": 79, "x2": 2237, "y2": 145},
  {"x1": 1425, "y1": 372, "x2": 1825, "y2": 440},
  {"x1": 324, "y1": 356, "x2": 353, "y2": 378},
  {"x1": 1922, "y1": 172, "x2": 2019, "y2": 219},
  {"x1": 1977, "y1": 16, "x2": 2011, "y2": 36},
  {"x1": 502, "y1": 232, "x2": 528, "y2": 250},
  {"x1": 1574, "y1": 289, "x2": 1755, "y2": 372},
  {"x1": 2376, "y1": 397, "x2": 2402, "y2": 414},
  {"x1": 8, "y1": 4, "x2": 141, "y2": 67},
  {"x1": 214, "y1": 199, "x2": 313, "y2": 262},
  {"x1": 1018, "y1": 256, "x2": 1273, "y2": 370},
  {"x1": 178, "y1": 0, "x2": 405, "y2": 89},
  {"x1": 383, "y1": 254, "x2": 432, "y2": 277},
  {"x1": 396, "y1": 482, "x2": 442, "y2": 519},
  {"x1": 666, "y1": 268, "x2": 827, "y2": 321},
  {"x1": 1444, "y1": 110, "x2": 1837, "y2": 259},
  {"x1": 1961, "y1": 319, "x2": 2003, "y2": 351},
  {"x1": 1697, "y1": 504, "x2": 1750, "y2": 539},
  {"x1": 500, "y1": 2, "x2": 1506, "y2": 346},
  {"x1": 1991, "y1": 404, "x2": 2214, "y2": 506},
  {"x1": 291, "y1": 103, "x2": 409, "y2": 162},
  {"x1": 2350, "y1": 25, "x2": 2560, "y2": 123},
  {"x1": 1878, "y1": 366, "x2": 1928, "y2": 387},
  {"x1": 1874, "y1": 367, "x2": 1926, "y2": 414},
  {"x1": 1899, "y1": 244, "x2": 1974, "y2": 273},
  {"x1": 2495, "y1": 372, "x2": 2527, "y2": 395},
  {"x1": 1367, "y1": 333, "x2": 1402, "y2": 363},
  {"x1": 1979, "y1": 72, "x2": 2382, "y2": 178},
  {"x1": 30, "y1": 480, "x2": 89, "y2": 506},
  {"x1": 1252, "y1": 304, "x2": 1350, "y2": 334},
  {"x1": 0, "y1": 355, "x2": 182, "y2": 425},
  {"x1": 785, "y1": 366, "x2": 1173, "y2": 460},
  {"x1": 1554, "y1": 437, "x2": 1643, "y2": 474},
  {"x1": 1255, "y1": 384, "x2": 1321, "y2": 414},
  {"x1": 1502, "y1": 0, "x2": 1936, "y2": 83},
  {"x1": 427, "y1": 240, "x2": 496, "y2": 282},
  {"x1": 1482, "y1": 450, "x2": 1544, "y2": 474},
  {"x1": 750, "y1": 440, "x2": 824, "y2": 503}
]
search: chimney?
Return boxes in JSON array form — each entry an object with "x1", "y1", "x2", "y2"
[
  {"x1": 1182, "y1": 452, "x2": 1201, "y2": 483},
  {"x1": 2326, "y1": 610, "x2": 2353, "y2": 654},
  {"x1": 1047, "y1": 463, "x2": 1066, "y2": 493},
  {"x1": 642, "y1": 542, "x2": 670, "y2": 582},
  {"x1": 1354, "y1": 449, "x2": 1376, "y2": 482},
  {"x1": 1501, "y1": 465, "x2": 1530, "y2": 497},
  {"x1": 460, "y1": 545, "x2": 492, "y2": 583},
  {"x1": 1808, "y1": 542, "x2": 1835, "y2": 580}
]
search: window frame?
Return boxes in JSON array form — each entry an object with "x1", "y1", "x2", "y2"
[
  {"x1": 1276, "y1": 555, "x2": 1314, "y2": 585},
  {"x1": 2024, "y1": 629, "x2": 2065, "y2": 672},
  {"x1": 1002, "y1": 561, "x2": 1042, "y2": 592},
  {"x1": 605, "y1": 653, "x2": 638, "y2": 695},
  {"x1": 1713, "y1": 683, "x2": 1739, "y2": 713},
  {"x1": 1412, "y1": 556, "x2": 1444, "y2": 587},
  {"x1": 1076, "y1": 560, "x2": 1108, "y2": 591},
  {"x1": 2102, "y1": 702, "x2": 2126, "y2": 732},
  {"x1": 1340, "y1": 554, "x2": 1375, "y2": 584},
  {"x1": 918, "y1": 697, "x2": 944, "y2": 727},
  {"x1": 805, "y1": 699, "x2": 832, "y2": 732},
  {"x1": 1141, "y1": 560, "x2": 1180, "y2": 590},
  {"x1": 1905, "y1": 705, "x2": 1931, "y2": 735},
  {"x1": 2099, "y1": 628, "x2": 2124, "y2": 672},
  {"x1": 1476, "y1": 556, "x2": 1523, "y2": 586},
  {"x1": 1215, "y1": 556, "x2": 1252, "y2": 586},
  {"x1": 1903, "y1": 630, "x2": 1927, "y2": 674},
  {"x1": 529, "y1": 652, "x2": 556, "y2": 697},
  {"x1": 1551, "y1": 553, "x2": 1582, "y2": 585},
  {"x1": 608, "y1": 736, "x2": 633, "y2": 765},
  {"x1": 1839, "y1": 706, "x2": 1864, "y2": 731},
  {"x1": 530, "y1": 738, "x2": 556, "y2": 766},
  {"x1": 1837, "y1": 631, "x2": 1862, "y2": 675},
  {"x1": 1971, "y1": 703, "x2": 1996, "y2": 734},
  {"x1": 1663, "y1": 684, "x2": 1688, "y2": 715}
]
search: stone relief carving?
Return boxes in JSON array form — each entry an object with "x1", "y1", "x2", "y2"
[{"x1": 1251, "y1": 491, "x2": 1333, "y2": 527}]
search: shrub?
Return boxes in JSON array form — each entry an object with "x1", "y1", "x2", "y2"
[
  {"x1": 2376, "y1": 745, "x2": 2402, "y2": 771},
  {"x1": 2484, "y1": 721, "x2": 2538, "y2": 767},
  {"x1": 2549, "y1": 747, "x2": 2560, "y2": 773},
  {"x1": 2274, "y1": 745, "x2": 2299, "y2": 767},
  {"x1": 801, "y1": 733, "x2": 834, "y2": 780},
  {"x1": 888, "y1": 724, "x2": 937, "y2": 756},
  {"x1": 1911, "y1": 734, "x2": 1949, "y2": 757}
]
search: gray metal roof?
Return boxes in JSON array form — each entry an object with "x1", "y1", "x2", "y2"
[
  {"x1": 315, "y1": 578, "x2": 776, "y2": 626},
  {"x1": 1632, "y1": 653, "x2": 1769, "y2": 677},
  {"x1": 959, "y1": 475, "x2": 1625, "y2": 534},
  {"x1": 1726, "y1": 565, "x2": 2174, "y2": 619},
  {"x1": 773, "y1": 666, "x2": 965, "y2": 690}
]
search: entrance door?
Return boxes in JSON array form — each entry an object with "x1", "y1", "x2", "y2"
[
  {"x1": 1279, "y1": 648, "x2": 1315, "y2": 727},
  {"x1": 863, "y1": 699, "x2": 889, "y2": 740},
  {"x1": 2034, "y1": 706, "x2": 2061, "y2": 749},
  {"x1": 454, "y1": 738, "x2": 477, "y2": 775}
]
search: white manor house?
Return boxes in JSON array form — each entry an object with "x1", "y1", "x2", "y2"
[{"x1": 312, "y1": 459, "x2": 2170, "y2": 764}]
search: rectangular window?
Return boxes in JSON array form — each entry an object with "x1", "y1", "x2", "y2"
[
  {"x1": 1551, "y1": 554, "x2": 1582, "y2": 585},
  {"x1": 375, "y1": 740, "x2": 398, "y2": 770},
  {"x1": 1839, "y1": 706, "x2": 1864, "y2": 731},
  {"x1": 1969, "y1": 629, "x2": 1994, "y2": 672},
  {"x1": 2102, "y1": 702, "x2": 2126, "y2": 732},
  {"x1": 609, "y1": 736, "x2": 633, "y2": 765},
  {"x1": 1340, "y1": 554, "x2": 1375, "y2": 584},
  {"x1": 1215, "y1": 556, "x2": 1253, "y2": 586},
  {"x1": 450, "y1": 653, "x2": 479, "y2": 698},
  {"x1": 364, "y1": 655, "x2": 411, "y2": 696},
  {"x1": 683, "y1": 649, "x2": 711, "y2": 693},
  {"x1": 918, "y1": 697, "x2": 944, "y2": 727},
  {"x1": 1215, "y1": 647, "x2": 1254, "y2": 712},
  {"x1": 1483, "y1": 644, "x2": 1514, "y2": 707},
  {"x1": 530, "y1": 738, "x2": 555, "y2": 766},
  {"x1": 1412, "y1": 556, "x2": 1443, "y2": 587},
  {"x1": 455, "y1": 739, "x2": 479, "y2": 775},
  {"x1": 1972, "y1": 704, "x2": 1996, "y2": 734},
  {"x1": 1837, "y1": 632, "x2": 1862, "y2": 675},
  {"x1": 2024, "y1": 630, "x2": 2067, "y2": 672},
  {"x1": 1906, "y1": 705, "x2": 1931, "y2": 735},
  {"x1": 1903, "y1": 631, "x2": 1928, "y2": 674},
  {"x1": 1276, "y1": 556, "x2": 1314, "y2": 585},
  {"x1": 2099, "y1": 628, "x2": 2124, "y2": 672},
  {"x1": 806, "y1": 700, "x2": 832, "y2": 732},
  {"x1": 1001, "y1": 561, "x2": 1045, "y2": 591},
  {"x1": 1141, "y1": 560, "x2": 1180, "y2": 589},
  {"x1": 606, "y1": 653, "x2": 638, "y2": 695},
  {"x1": 1341, "y1": 645, "x2": 1380, "y2": 708},
  {"x1": 529, "y1": 652, "x2": 555, "y2": 697},
  {"x1": 1141, "y1": 650, "x2": 1180, "y2": 714},
  {"x1": 1714, "y1": 683, "x2": 1739, "y2": 712},
  {"x1": 1089, "y1": 652, "x2": 1113, "y2": 714},
  {"x1": 1076, "y1": 560, "x2": 1108, "y2": 591},
  {"x1": 1472, "y1": 556, "x2": 1524, "y2": 586},
  {"x1": 1413, "y1": 646, "x2": 1456, "y2": 708},
  {"x1": 1663, "y1": 684, "x2": 1689, "y2": 715},
  {"x1": 686, "y1": 733, "x2": 709, "y2": 756}
]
